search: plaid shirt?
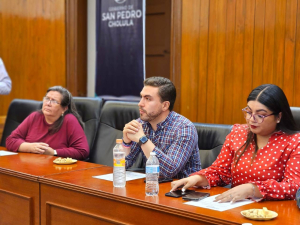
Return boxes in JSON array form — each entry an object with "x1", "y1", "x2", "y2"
[{"x1": 125, "y1": 111, "x2": 201, "y2": 179}]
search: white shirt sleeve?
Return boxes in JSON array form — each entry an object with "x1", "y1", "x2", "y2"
[{"x1": 0, "y1": 58, "x2": 12, "y2": 95}]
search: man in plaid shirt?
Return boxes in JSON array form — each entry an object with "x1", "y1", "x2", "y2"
[{"x1": 123, "y1": 77, "x2": 201, "y2": 179}]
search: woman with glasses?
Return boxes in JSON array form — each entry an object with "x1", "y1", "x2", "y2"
[
  {"x1": 171, "y1": 84, "x2": 300, "y2": 202},
  {"x1": 6, "y1": 86, "x2": 89, "y2": 160}
]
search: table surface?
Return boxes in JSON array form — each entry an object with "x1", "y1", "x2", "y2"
[
  {"x1": 1, "y1": 146, "x2": 299, "y2": 224},
  {"x1": 0, "y1": 147, "x2": 103, "y2": 181},
  {"x1": 40, "y1": 166, "x2": 300, "y2": 225}
]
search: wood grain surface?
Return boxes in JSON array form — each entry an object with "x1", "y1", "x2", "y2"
[
  {"x1": 40, "y1": 166, "x2": 300, "y2": 225},
  {"x1": 180, "y1": 0, "x2": 300, "y2": 124}
]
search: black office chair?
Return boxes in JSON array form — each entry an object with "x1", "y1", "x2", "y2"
[
  {"x1": 290, "y1": 107, "x2": 300, "y2": 128},
  {"x1": 89, "y1": 101, "x2": 141, "y2": 167},
  {"x1": 0, "y1": 99, "x2": 43, "y2": 146},
  {"x1": 73, "y1": 97, "x2": 103, "y2": 152},
  {"x1": 193, "y1": 122, "x2": 233, "y2": 169}
]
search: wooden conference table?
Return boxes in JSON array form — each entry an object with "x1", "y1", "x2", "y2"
[
  {"x1": 0, "y1": 147, "x2": 103, "y2": 225},
  {"x1": 0, "y1": 148, "x2": 299, "y2": 225}
]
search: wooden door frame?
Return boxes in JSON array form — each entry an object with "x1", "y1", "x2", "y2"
[
  {"x1": 170, "y1": 0, "x2": 182, "y2": 113},
  {"x1": 65, "y1": 0, "x2": 87, "y2": 96}
]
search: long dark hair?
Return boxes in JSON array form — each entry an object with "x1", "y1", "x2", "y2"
[
  {"x1": 42, "y1": 86, "x2": 84, "y2": 134},
  {"x1": 234, "y1": 84, "x2": 299, "y2": 165}
]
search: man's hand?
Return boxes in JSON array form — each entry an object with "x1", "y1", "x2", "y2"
[
  {"x1": 123, "y1": 120, "x2": 144, "y2": 143},
  {"x1": 127, "y1": 122, "x2": 145, "y2": 143}
]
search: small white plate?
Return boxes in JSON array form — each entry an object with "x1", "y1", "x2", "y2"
[
  {"x1": 53, "y1": 158, "x2": 77, "y2": 165},
  {"x1": 241, "y1": 209, "x2": 278, "y2": 221}
]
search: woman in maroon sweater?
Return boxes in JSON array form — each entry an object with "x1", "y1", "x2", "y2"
[{"x1": 6, "y1": 86, "x2": 89, "y2": 160}]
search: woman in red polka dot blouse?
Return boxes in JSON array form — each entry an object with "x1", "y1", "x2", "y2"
[{"x1": 171, "y1": 84, "x2": 300, "y2": 202}]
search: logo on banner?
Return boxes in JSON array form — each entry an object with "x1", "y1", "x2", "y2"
[
  {"x1": 115, "y1": 0, "x2": 126, "y2": 4},
  {"x1": 103, "y1": 1, "x2": 142, "y2": 28}
]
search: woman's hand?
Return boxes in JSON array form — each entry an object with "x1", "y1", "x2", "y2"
[
  {"x1": 170, "y1": 175, "x2": 207, "y2": 192},
  {"x1": 43, "y1": 146, "x2": 55, "y2": 156},
  {"x1": 214, "y1": 183, "x2": 257, "y2": 203},
  {"x1": 19, "y1": 142, "x2": 49, "y2": 154}
]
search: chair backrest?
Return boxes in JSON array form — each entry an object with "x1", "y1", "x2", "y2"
[
  {"x1": 193, "y1": 122, "x2": 232, "y2": 169},
  {"x1": 290, "y1": 107, "x2": 300, "y2": 128},
  {"x1": 89, "y1": 101, "x2": 140, "y2": 166},
  {"x1": 98, "y1": 95, "x2": 140, "y2": 103},
  {"x1": 73, "y1": 97, "x2": 103, "y2": 151},
  {"x1": 1, "y1": 99, "x2": 43, "y2": 146}
]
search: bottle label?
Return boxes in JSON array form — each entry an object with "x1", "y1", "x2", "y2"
[
  {"x1": 114, "y1": 158, "x2": 125, "y2": 167},
  {"x1": 146, "y1": 165, "x2": 159, "y2": 173}
]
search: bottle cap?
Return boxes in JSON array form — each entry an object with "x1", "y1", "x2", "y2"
[
  {"x1": 150, "y1": 152, "x2": 156, "y2": 156},
  {"x1": 116, "y1": 139, "x2": 122, "y2": 144}
]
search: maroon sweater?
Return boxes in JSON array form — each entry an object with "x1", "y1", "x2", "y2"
[{"x1": 6, "y1": 112, "x2": 89, "y2": 160}]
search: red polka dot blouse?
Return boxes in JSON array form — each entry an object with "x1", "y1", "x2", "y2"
[{"x1": 191, "y1": 124, "x2": 300, "y2": 200}]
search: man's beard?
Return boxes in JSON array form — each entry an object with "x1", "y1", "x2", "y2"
[{"x1": 140, "y1": 108, "x2": 163, "y2": 122}]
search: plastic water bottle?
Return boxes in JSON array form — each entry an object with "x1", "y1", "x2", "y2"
[
  {"x1": 145, "y1": 152, "x2": 159, "y2": 196},
  {"x1": 113, "y1": 139, "x2": 126, "y2": 187}
]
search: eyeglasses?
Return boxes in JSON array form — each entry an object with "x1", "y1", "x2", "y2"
[
  {"x1": 43, "y1": 97, "x2": 60, "y2": 105},
  {"x1": 242, "y1": 107, "x2": 275, "y2": 124}
]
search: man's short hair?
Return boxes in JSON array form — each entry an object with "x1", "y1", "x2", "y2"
[{"x1": 144, "y1": 77, "x2": 176, "y2": 111}]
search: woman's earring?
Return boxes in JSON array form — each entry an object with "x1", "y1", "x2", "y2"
[
  {"x1": 277, "y1": 120, "x2": 280, "y2": 123},
  {"x1": 62, "y1": 113, "x2": 64, "y2": 117}
]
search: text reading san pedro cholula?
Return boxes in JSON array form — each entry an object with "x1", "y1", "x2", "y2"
[{"x1": 102, "y1": 10, "x2": 142, "y2": 27}]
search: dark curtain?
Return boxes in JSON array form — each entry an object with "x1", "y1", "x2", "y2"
[{"x1": 95, "y1": 0, "x2": 145, "y2": 97}]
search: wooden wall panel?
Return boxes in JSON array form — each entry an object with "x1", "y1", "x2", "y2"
[
  {"x1": 146, "y1": 0, "x2": 171, "y2": 80},
  {"x1": 283, "y1": 0, "x2": 297, "y2": 102},
  {"x1": 66, "y1": 0, "x2": 87, "y2": 97},
  {"x1": 180, "y1": 0, "x2": 300, "y2": 125},
  {"x1": 205, "y1": 0, "x2": 217, "y2": 123},
  {"x1": 170, "y1": 0, "x2": 182, "y2": 113},
  {"x1": 252, "y1": 0, "x2": 265, "y2": 88},
  {"x1": 180, "y1": 0, "x2": 200, "y2": 120},
  {"x1": 242, "y1": 0, "x2": 255, "y2": 112},
  {"x1": 232, "y1": 0, "x2": 245, "y2": 124},
  {"x1": 209, "y1": 0, "x2": 227, "y2": 124},
  {"x1": 295, "y1": 0, "x2": 300, "y2": 106},
  {"x1": 273, "y1": 0, "x2": 286, "y2": 85},
  {"x1": 263, "y1": 0, "x2": 275, "y2": 84},
  {"x1": 0, "y1": 0, "x2": 87, "y2": 118},
  {"x1": 0, "y1": 0, "x2": 66, "y2": 115},
  {"x1": 196, "y1": 0, "x2": 209, "y2": 122},
  {"x1": 223, "y1": 0, "x2": 236, "y2": 123}
]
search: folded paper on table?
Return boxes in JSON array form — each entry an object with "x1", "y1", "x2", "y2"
[
  {"x1": 93, "y1": 171, "x2": 146, "y2": 181},
  {"x1": 0, "y1": 150, "x2": 18, "y2": 156},
  {"x1": 185, "y1": 194, "x2": 254, "y2": 211}
]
